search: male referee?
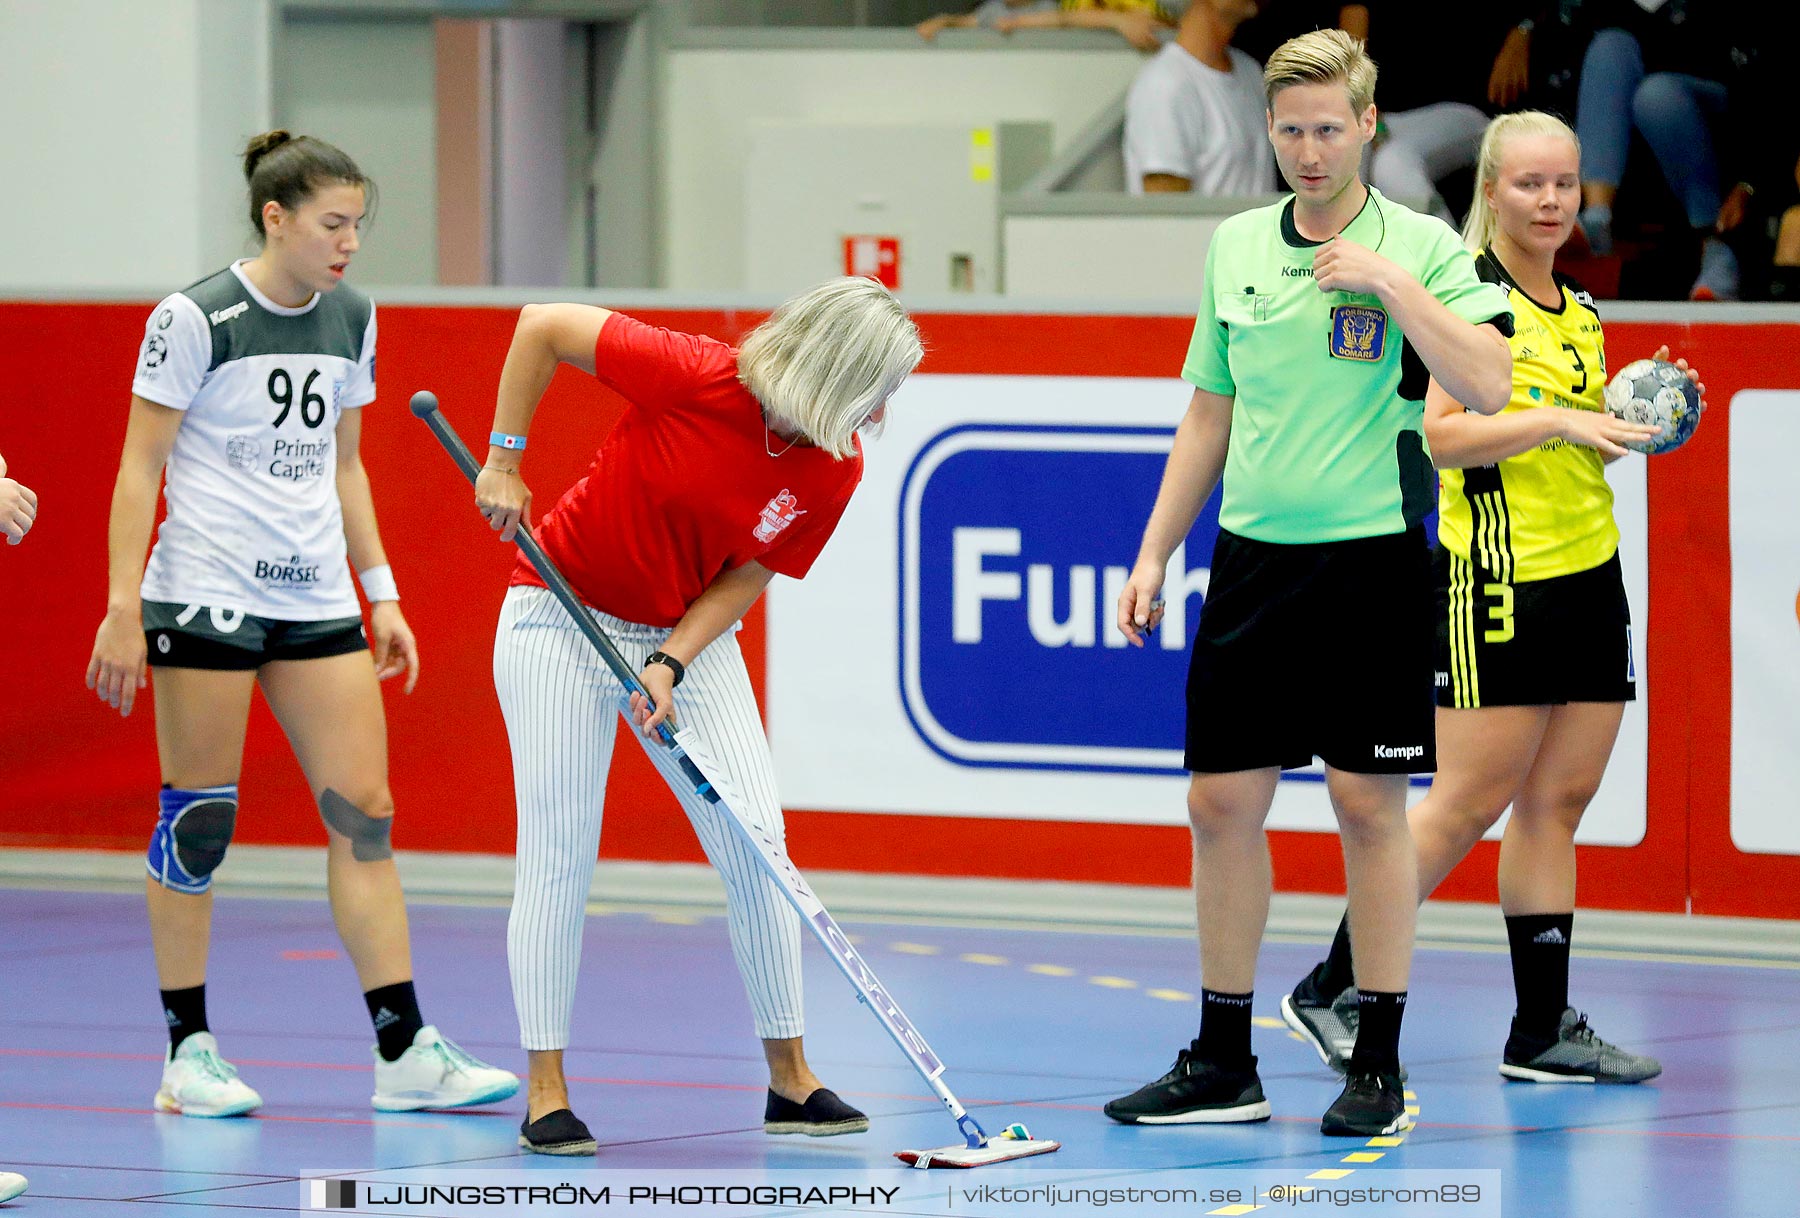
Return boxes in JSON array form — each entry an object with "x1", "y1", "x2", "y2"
[{"x1": 1107, "y1": 29, "x2": 1514, "y2": 1136}]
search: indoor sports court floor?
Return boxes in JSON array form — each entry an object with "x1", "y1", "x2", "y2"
[{"x1": 4, "y1": 879, "x2": 1796, "y2": 1217}]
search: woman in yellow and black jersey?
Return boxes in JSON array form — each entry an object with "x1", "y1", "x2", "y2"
[
  {"x1": 1283, "y1": 112, "x2": 1708, "y2": 1086},
  {"x1": 1438, "y1": 247, "x2": 1617, "y2": 618}
]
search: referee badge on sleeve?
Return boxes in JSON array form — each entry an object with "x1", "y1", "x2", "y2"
[{"x1": 1329, "y1": 305, "x2": 1387, "y2": 361}]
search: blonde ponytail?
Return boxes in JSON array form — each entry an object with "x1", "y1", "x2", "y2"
[{"x1": 1462, "y1": 111, "x2": 1580, "y2": 252}]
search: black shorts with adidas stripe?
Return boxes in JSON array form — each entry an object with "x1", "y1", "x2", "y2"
[{"x1": 1434, "y1": 548, "x2": 1636, "y2": 709}]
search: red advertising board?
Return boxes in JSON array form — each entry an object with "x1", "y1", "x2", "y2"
[{"x1": 1, "y1": 300, "x2": 1793, "y2": 918}]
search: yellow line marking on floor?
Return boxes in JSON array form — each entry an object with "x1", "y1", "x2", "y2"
[
  {"x1": 960, "y1": 953, "x2": 1008, "y2": 965},
  {"x1": 651, "y1": 913, "x2": 700, "y2": 925},
  {"x1": 1206, "y1": 1205, "x2": 1262, "y2": 1216},
  {"x1": 1366, "y1": 1136, "x2": 1405, "y2": 1147},
  {"x1": 1089, "y1": 976, "x2": 1137, "y2": 989},
  {"x1": 1340, "y1": 1152, "x2": 1384, "y2": 1163},
  {"x1": 1403, "y1": 1090, "x2": 1417, "y2": 1100},
  {"x1": 1287, "y1": 1031, "x2": 1307, "y2": 1041},
  {"x1": 1405, "y1": 1105, "x2": 1420, "y2": 1115},
  {"x1": 1028, "y1": 963, "x2": 1075, "y2": 976},
  {"x1": 1251, "y1": 1016, "x2": 1287, "y2": 1028},
  {"x1": 1307, "y1": 1170, "x2": 1355, "y2": 1181},
  {"x1": 1146, "y1": 988, "x2": 1193, "y2": 1001},
  {"x1": 891, "y1": 942, "x2": 941, "y2": 955}
]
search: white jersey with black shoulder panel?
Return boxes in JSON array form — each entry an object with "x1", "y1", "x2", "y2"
[{"x1": 132, "y1": 260, "x2": 376, "y2": 620}]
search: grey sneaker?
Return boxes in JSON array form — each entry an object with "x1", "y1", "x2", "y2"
[
  {"x1": 1280, "y1": 968, "x2": 1359, "y2": 1074},
  {"x1": 1499, "y1": 1008, "x2": 1662, "y2": 1084}
]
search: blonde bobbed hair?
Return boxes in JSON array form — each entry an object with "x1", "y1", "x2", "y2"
[{"x1": 738, "y1": 277, "x2": 923, "y2": 459}]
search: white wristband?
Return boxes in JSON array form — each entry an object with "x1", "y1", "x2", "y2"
[{"x1": 358, "y1": 563, "x2": 400, "y2": 603}]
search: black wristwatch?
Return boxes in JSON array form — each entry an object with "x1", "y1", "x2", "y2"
[{"x1": 645, "y1": 650, "x2": 686, "y2": 687}]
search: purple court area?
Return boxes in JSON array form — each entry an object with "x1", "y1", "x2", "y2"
[{"x1": 2, "y1": 886, "x2": 1796, "y2": 1217}]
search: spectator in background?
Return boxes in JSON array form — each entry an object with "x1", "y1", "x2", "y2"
[
  {"x1": 916, "y1": 0, "x2": 1057, "y2": 40},
  {"x1": 1231, "y1": 0, "x2": 1345, "y2": 64},
  {"x1": 1355, "y1": 1, "x2": 1537, "y2": 224},
  {"x1": 918, "y1": 0, "x2": 1175, "y2": 51},
  {"x1": 1124, "y1": 0, "x2": 1274, "y2": 195},
  {"x1": 1567, "y1": 1, "x2": 1736, "y2": 298},
  {"x1": 1707, "y1": 7, "x2": 1800, "y2": 300}
]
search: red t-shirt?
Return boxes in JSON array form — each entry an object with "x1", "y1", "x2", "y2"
[{"x1": 510, "y1": 312, "x2": 863, "y2": 627}]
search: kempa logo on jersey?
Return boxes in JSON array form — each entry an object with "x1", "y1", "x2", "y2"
[
  {"x1": 255, "y1": 555, "x2": 322, "y2": 587},
  {"x1": 898, "y1": 424, "x2": 1217, "y2": 774},
  {"x1": 210, "y1": 300, "x2": 250, "y2": 325}
]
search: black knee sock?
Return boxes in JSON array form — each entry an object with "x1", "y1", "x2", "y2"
[
  {"x1": 1505, "y1": 913, "x2": 1573, "y2": 1041},
  {"x1": 364, "y1": 981, "x2": 425, "y2": 1062},
  {"x1": 1347, "y1": 990, "x2": 1407, "y2": 1076},
  {"x1": 161, "y1": 985, "x2": 209, "y2": 1053},
  {"x1": 1196, "y1": 989, "x2": 1255, "y2": 1068},
  {"x1": 1316, "y1": 915, "x2": 1356, "y2": 996}
]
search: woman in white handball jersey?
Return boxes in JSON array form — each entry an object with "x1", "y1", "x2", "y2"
[
  {"x1": 473, "y1": 279, "x2": 922, "y2": 1155},
  {"x1": 85, "y1": 131, "x2": 516, "y2": 1119},
  {"x1": 2, "y1": 447, "x2": 35, "y2": 1205}
]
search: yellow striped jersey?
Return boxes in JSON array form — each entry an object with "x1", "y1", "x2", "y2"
[{"x1": 1436, "y1": 251, "x2": 1617, "y2": 582}]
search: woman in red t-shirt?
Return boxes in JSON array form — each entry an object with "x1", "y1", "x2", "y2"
[{"x1": 474, "y1": 278, "x2": 922, "y2": 1156}]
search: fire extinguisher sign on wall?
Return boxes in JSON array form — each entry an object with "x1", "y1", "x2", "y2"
[{"x1": 844, "y1": 235, "x2": 900, "y2": 289}]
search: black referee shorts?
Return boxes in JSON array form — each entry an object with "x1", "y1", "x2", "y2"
[
  {"x1": 1184, "y1": 527, "x2": 1436, "y2": 776},
  {"x1": 1436, "y1": 548, "x2": 1636, "y2": 708}
]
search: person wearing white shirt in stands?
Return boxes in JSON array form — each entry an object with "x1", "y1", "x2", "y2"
[{"x1": 1125, "y1": 0, "x2": 1276, "y2": 195}]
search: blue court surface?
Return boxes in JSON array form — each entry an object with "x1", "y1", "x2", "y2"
[{"x1": 3, "y1": 884, "x2": 1796, "y2": 1217}]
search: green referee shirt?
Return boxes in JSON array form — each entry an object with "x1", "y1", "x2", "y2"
[{"x1": 1182, "y1": 187, "x2": 1514, "y2": 544}]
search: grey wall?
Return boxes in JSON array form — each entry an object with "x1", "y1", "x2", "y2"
[
  {"x1": 585, "y1": 15, "x2": 660, "y2": 287},
  {"x1": 493, "y1": 18, "x2": 570, "y2": 286},
  {"x1": 273, "y1": 15, "x2": 438, "y2": 285}
]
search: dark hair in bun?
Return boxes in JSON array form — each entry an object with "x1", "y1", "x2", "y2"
[{"x1": 241, "y1": 130, "x2": 372, "y2": 239}]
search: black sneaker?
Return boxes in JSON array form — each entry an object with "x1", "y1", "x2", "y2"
[
  {"x1": 1280, "y1": 963, "x2": 1358, "y2": 1074},
  {"x1": 518, "y1": 1108, "x2": 598, "y2": 1156},
  {"x1": 1103, "y1": 1044, "x2": 1271, "y2": 1125},
  {"x1": 1500, "y1": 1008, "x2": 1662, "y2": 1084},
  {"x1": 763, "y1": 1088, "x2": 869, "y2": 1136},
  {"x1": 1321, "y1": 1071, "x2": 1411, "y2": 1137}
]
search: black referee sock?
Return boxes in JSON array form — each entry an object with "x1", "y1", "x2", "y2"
[
  {"x1": 1347, "y1": 990, "x2": 1407, "y2": 1077},
  {"x1": 1317, "y1": 915, "x2": 1356, "y2": 997},
  {"x1": 1196, "y1": 989, "x2": 1255, "y2": 1069},
  {"x1": 161, "y1": 984, "x2": 209, "y2": 1054},
  {"x1": 364, "y1": 981, "x2": 425, "y2": 1063},
  {"x1": 1505, "y1": 913, "x2": 1573, "y2": 1042}
]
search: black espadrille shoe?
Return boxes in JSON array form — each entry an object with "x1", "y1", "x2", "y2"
[
  {"x1": 763, "y1": 1088, "x2": 869, "y2": 1136},
  {"x1": 519, "y1": 1108, "x2": 598, "y2": 1156}
]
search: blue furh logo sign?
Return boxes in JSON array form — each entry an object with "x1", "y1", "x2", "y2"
[{"x1": 898, "y1": 425, "x2": 1220, "y2": 774}]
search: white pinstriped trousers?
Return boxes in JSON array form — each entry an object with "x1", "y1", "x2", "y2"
[{"x1": 494, "y1": 585, "x2": 806, "y2": 1048}]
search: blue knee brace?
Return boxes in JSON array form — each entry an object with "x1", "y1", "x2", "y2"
[{"x1": 148, "y1": 784, "x2": 238, "y2": 894}]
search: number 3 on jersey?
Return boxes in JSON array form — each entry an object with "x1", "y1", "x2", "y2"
[{"x1": 269, "y1": 368, "x2": 328, "y2": 429}]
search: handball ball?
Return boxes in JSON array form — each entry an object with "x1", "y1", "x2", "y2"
[{"x1": 1603, "y1": 358, "x2": 1702, "y2": 455}]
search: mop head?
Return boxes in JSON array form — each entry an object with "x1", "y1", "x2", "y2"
[{"x1": 894, "y1": 1123, "x2": 1061, "y2": 1169}]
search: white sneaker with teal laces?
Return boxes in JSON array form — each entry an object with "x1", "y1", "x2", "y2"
[
  {"x1": 371, "y1": 1025, "x2": 519, "y2": 1112},
  {"x1": 154, "y1": 1032, "x2": 263, "y2": 1117}
]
